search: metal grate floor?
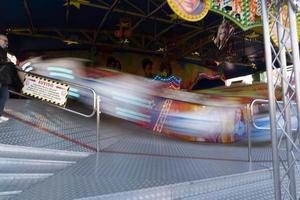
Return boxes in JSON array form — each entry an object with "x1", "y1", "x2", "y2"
[
  {"x1": 11, "y1": 152, "x2": 269, "y2": 200},
  {"x1": 0, "y1": 99, "x2": 284, "y2": 199},
  {"x1": 2, "y1": 99, "x2": 275, "y2": 162}
]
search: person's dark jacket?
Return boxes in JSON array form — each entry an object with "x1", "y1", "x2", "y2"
[
  {"x1": 0, "y1": 60, "x2": 18, "y2": 85},
  {"x1": 0, "y1": 48, "x2": 19, "y2": 86}
]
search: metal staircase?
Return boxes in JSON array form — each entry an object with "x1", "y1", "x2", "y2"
[{"x1": 0, "y1": 144, "x2": 90, "y2": 200}]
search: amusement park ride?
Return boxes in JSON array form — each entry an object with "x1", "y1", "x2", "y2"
[{"x1": 1, "y1": 0, "x2": 300, "y2": 199}]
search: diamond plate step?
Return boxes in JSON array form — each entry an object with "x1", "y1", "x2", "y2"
[
  {"x1": 0, "y1": 173, "x2": 52, "y2": 195},
  {"x1": 0, "y1": 158, "x2": 75, "y2": 173},
  {"x1": 0, "y1": 144, "x2": 90, "y2": 199},
  {"x1": 184, "y1": 178, "x2": 274, "y2": 200},
  {"x1": 75, "y1": 168, "x2": 273, "y2": 200},
  {"x1": 0, "y1": 144, "x2": 90, "y2": 161},
  {"x1": 0, "y1": 191, "x2": 22, "y2": 200},
  {"x1": 185, "y1": 169, "x2": 300, "y2": 200}
]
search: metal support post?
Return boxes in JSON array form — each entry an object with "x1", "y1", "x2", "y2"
[
  {"x1": 278, "y1": 4, "x2": 296, "y2": 198},
  {"x1": 246, "y1": 105, "x2": 252, "y2": 162},
  {"x1": 288, "y1": 0, "x2": 300, "y2": 145},
  {"x1": 261, "y1": 1, "x2": 281, "y2": 199},
  {"x1": 96, "y1": 95, "x2": 101, "y2": 152}
]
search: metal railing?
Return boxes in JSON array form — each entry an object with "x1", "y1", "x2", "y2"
[
  {"x1": 244, "y1": 104, "x2": 253, "y2": 162},
  {"x1": 7, "y1": 70, "x2": 270, "y2": 160},
  {"x1": 250, "y1": 99, "x2": 297, "y2": 131},
  {"x1": 8, "y1": 70, "x2": 102, "y2": 152}
]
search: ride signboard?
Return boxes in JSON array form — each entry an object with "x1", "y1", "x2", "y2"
[{"x1": 22, "y1": 74, "x2": 69, "y2": 107}]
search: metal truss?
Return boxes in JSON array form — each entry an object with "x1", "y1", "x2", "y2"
[
  {"x1": 261, "y1": 0, "x2": 300, "y2": 199},
  {"x1": 8, "y1": 27, "x2": 168, "y2": 53},
  {"x1": 23, "y1": 0, "x2": 34, "y2": 34},
  {"x1": 13, "y1": 0, "x2": 218, "y2": 56}
]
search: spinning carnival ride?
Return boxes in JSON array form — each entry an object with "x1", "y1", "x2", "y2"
[{"x1": 21, "y1": 57, "x2": 287, "y2": 144}]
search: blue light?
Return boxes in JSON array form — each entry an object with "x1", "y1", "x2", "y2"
[
  {"x1": 153, "y1": 75, "x2": 181, "y2": 85},
  {"x1": 68, "y1": 91, "x2": 80, "y2": 98},
  {"x1": 112, "y1": 96, "x2": 151, "y2": 109},
  {"x1": 49, "y1": 72, "x2": 74, "y2": 80},
  {"x1": 69, "y1": 87, "x2": 79, "y2": 93},
  {"x1": 115, "y1": 107, "x2": 150, "y2": 122},
  {"x1": 48, "y1": 67, "x2": 73, "y2": 74},
  {"x1": 112, "y1": 92, "x2": 152, "y2": 108}
]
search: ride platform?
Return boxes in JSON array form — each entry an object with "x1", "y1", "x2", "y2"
[{"x1": 0, "y1": 99, "x2": 298, "y2": 200}]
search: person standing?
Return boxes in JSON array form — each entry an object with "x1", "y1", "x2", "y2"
[
  {"x1": 0, "y1": 34, "x2": 10, "y2": 122},
  {"x1": 0, "y1": 33, "x2": 20, "y2": 123}
]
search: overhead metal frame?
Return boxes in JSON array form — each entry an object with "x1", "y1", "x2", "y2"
[
  {"x1": 93, "y1": 0, "x2": 120, "y2": 43},
  {"x1": 71, "y1": 0, "x2": 201, "y2": 30},
  {"x1": 23, "y1": 0, "x2": 34, "y2": 34},
  {"x1": 10, "y1": 0, "x2": 194, "y2": 55},
  {"x1": 8, "y1": 27, "x2": 169, "y2": 55},
  {"x1": 262, "y1": 0, "x2": 300, "y2": 199},
  {"x1": 65, "y1": 0, "x2": 70, "y2": 26},
  {"x1": 12, "y1": 1, "x2": 236, "y2": 58},
  {"x1": 131, "y1": 1, "x2": 167, "y2": 31}
]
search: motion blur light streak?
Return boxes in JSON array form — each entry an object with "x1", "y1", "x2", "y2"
[
  {"x1": 116, "y1": 107, "x2": 151, "y2": 122},
  {"x1": 24, "y1": 57, "x2": 277, "y2": 143},
  {"x1": 68, "y1": 91, "x2": 80, "y2": 98},
  {"x1": 49, "y1": 72, "x2": 75, "y2": 80},
  {"x1": 112, "y1": 96, "x2": 152, "y2": 109},
  {"x1": 48, "y1": 66, "x2": 73, "y2": 74}
]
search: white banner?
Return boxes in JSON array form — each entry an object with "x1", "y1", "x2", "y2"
[{"x1": 22, "y1": 74, "x2": 69, "y2": 107}]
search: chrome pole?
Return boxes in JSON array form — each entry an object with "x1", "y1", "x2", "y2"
[
  {"x1": 287, "y1": 2, "x2": 300, "y2": 198},
  {"x1": 96, "y1": 95, "x2": 101, "y2": 152},
  {"x1": 247, "y1": 105, "x2": 252, "y2": 162},
  {"x1": 288, "y1": 0, "x2": 300, "y2": 146},
  {"x1": 261, "y1": 0, "x2": 281, "y2": 199}
]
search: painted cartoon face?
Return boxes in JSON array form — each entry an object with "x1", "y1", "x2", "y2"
[{"x1": 177, "y1": 0, "x2": 200, "y2": 14}]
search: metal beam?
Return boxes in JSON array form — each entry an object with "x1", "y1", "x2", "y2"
[
  {"x1": 123, "y1": 0, "x2": 145, "y2": 15},
  {"x1": 65, "y1": 0, "x2": 70, "y2": 26},
  {"x1": 177, "y1": 34, "x2": 213, "y2": 58},
  {"x1": 9, "y1": 31, "x2": 166, "y2": 56},
  {"x1": 23, "y1": 0, "x2": 34, "y2": 33},
  {"x1": 9, "y1": 27, "x2": 160, "y2": 51},
  {"x1": 76, "y1": 1, "x2": 201, "y2": 30},
  {"x1": 165, "y1": 18, "x2": 221, "y2": 54},
  {"x1": 93, "y1": 0, "x2": 120, "y2": 43},
  {"x1": 81, "y1": 31, "x2": 93, "y2": 42},
  {"x1": 95, "y1": 0, "x2": 110, "y2": 7},
  {"x1": 145, "y1": 22, "x2": 182, "y2": 48},
  {"x1": 132, "y1": 1, "x2": 167, "y2": 31},
  {"x1": 9, "y1": 27, "x2": 159, "y2": 42},
  {"x1": 150, "y1": 0, "x2": 169, "y2": 16},
  {"x1": 54, "y1": 30, "x2": 65, "y2": 38}
]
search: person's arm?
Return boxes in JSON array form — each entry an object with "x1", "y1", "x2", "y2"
[{"x1": 6, "y1": 53, "x2": 25, "y2": 83}]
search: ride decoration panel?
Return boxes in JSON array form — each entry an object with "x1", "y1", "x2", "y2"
[
  {"x1": 210, "y1": 0, "x2": 263, "y2": 30},
  {"x1": 167, "y1": 0, "x2": 211, "y2": 22}
]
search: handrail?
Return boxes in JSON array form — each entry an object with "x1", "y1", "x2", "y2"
[
  {"x1": 245, "y1": 104, "x2": 252, "y2": 162},
  {"x1": 250, "y1": 99, "x2": 297, "y2": 131},
  {"x1": 250, "y1": 99, "x2": 270, "y2": 130},
  {"x1": 8, "y1": 70, "x2": 101, "y2": 152}
]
